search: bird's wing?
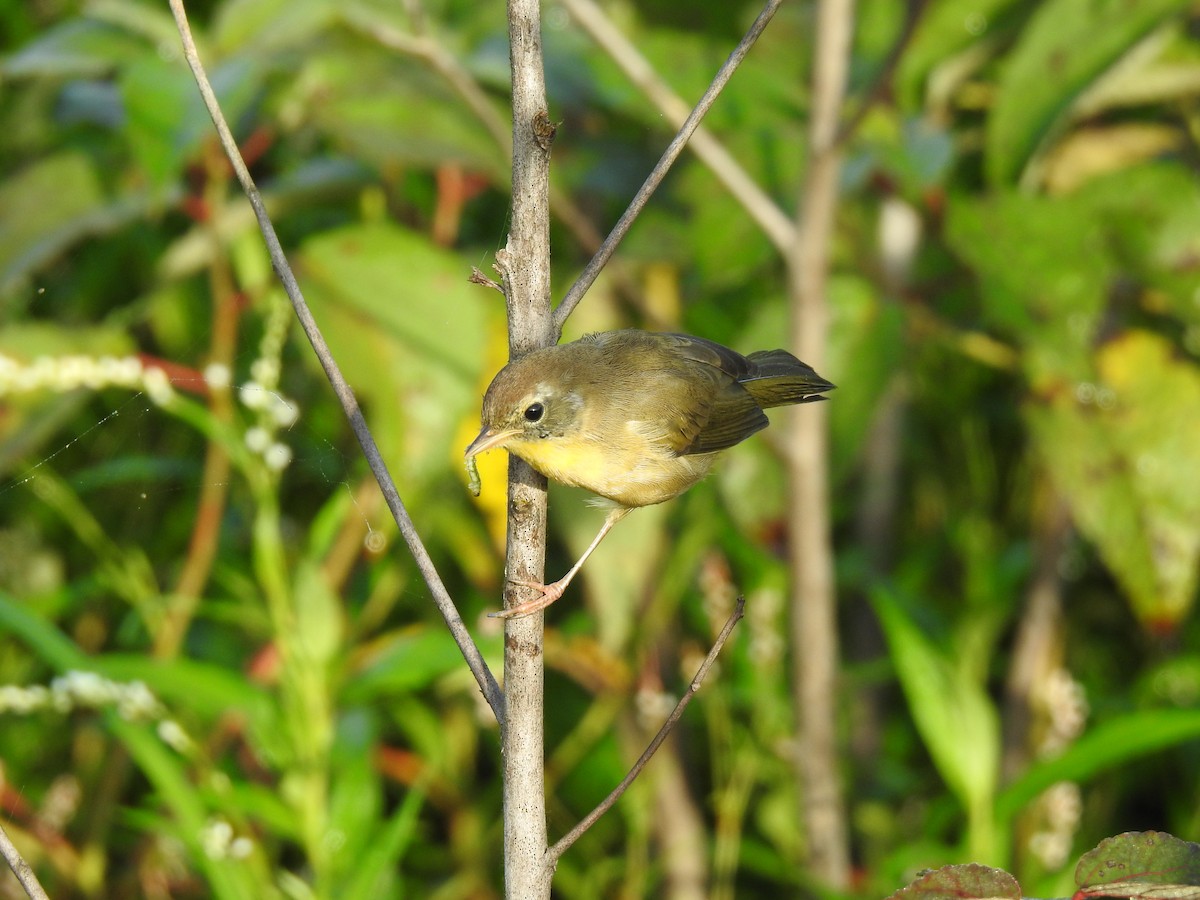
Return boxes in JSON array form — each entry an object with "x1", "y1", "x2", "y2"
[
  {"x1": 651, "y1": 334, "x2": 770, "y2": 456},
  {"x1": 677, "y1": 381, "x2": 769, "y2": 455},
  {"x1": 742, "y1": 349, "x2": 835, "y2": 407}
]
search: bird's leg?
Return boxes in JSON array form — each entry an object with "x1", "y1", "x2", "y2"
[{"x1": 491, "y1": 507, "x2": 631, "y2": 619}]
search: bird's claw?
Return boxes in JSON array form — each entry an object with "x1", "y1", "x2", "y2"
[{"x1": 488, "y1": 578, "x2": 568, "y2": 619}]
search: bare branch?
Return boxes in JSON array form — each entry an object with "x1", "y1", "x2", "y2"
[
  {"x1": 0, "y1": 822, "x2": 49, "y2": 900},
  {"x1": 835, "y1": 0, "x2": 928, "y2": 147},
  {"x1": 553, "y1": 0, "x2": 785, "y2": 334},
  {"x1": 1002, "y1": 497, "x2": 1071, "y2": 781},
  {"x1": 167, "y1": 0, "x2": 504, "y2": 725},
  {"x1": 548, "y1": 597, "x2": 746, "y2": 862},
  {"x1": 560, "y1": 0, "x2": 795, "y2": 254},
  {"x1": 788, "y1": 0, "x2": 855, "y2": 887},
  {"x1": 499, "y1": 0, "x2": 558, "y2": 892}
]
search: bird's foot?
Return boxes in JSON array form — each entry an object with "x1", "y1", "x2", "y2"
[{"x1": 488, "y1": 578, "x2": 568, "y2": 619}]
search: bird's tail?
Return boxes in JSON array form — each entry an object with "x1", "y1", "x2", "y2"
[{"x1": 742, "y1": 349, "x2": 836, "y2": 408}]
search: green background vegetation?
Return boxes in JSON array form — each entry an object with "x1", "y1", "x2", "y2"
[{"x1": 2, "y1": 0, "x2": 1200, "y2": 897}]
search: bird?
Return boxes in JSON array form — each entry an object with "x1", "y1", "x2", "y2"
[{"x1": 464, "y1": 329, "x2": 834, "y2": 618}]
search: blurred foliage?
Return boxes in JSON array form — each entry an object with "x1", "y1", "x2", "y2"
[{"x1": 1, "y1": 0, "x2": 1199, "y2": 897}]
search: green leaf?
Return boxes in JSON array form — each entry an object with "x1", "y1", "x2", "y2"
[
  {"x1": 222, "y1": 781, "x2": 300, "y2": 839},
  {"x1": 94, "y1": 654, "x2": 274, "y2": 726},
  {"x1": 1071, "y1": 164, "x2": 1200, "y2": 328},
  {"x1": 873, "y1": 589, "x2": 1000, "y2": 847},
  {"x1": 0, "y1": 592, "x2": 89, "y2": 670},
  {"x1": 997, "y1": 709, "x2": 1200, "y2": 821},
  {"x1": 945, "y1": 190, "x2": 1109, "y2": 383},
  {"x1": 986, "y1": 0, "x2": 1192, "y2": 185},
  {"x1": 293, "y1": 560, "x2": 344, "y2": 666},
  {"x1": 116, "y1": 721, "x2": 265, "y2": 900},
  {"x1": 0, "y1": 153, "x2": 105, "y2": 296},
  {"x1": 300, "y1": 47, "x2": 501, "y2": 175},
  {"x1": 0, "y1": 323, "x2": 133, "y2": 361},
  {"x1": 86, "y1": 0, "x2": 184, "y2": 51},
  {"x1": 341, "y1": 783, "x2": 426, "y2": 900},
  {"x1": 343, "y1": 628, "x2": 465, "y2": 701},
  {"x1": 326, "y1": 711, "x2": 382, "y2": 890},
  {"x1": 297, "y1": 221, "x2": 497, "y2": 477},
  {"x1": 299, "y1": 222, "x2": 491, "y2": 379},
  {"x1": 212, "y1": 0, "x2": 338, "y2": 55},
  {"x1": 896, "y1": 0, "x2": 1024, "y2": 111},
  {"x1": 119, "y1": 55, "x2": 259, "y2": 188},
  {"x1": 0, "y1": 18, "x2": 148, "y2": 77},
  {"x1": 826, "y1": 274, "x2": 904, "y2": 474},
  {"x1": 1027, "y1": 331, "x2": 1200, "y2": 629}
]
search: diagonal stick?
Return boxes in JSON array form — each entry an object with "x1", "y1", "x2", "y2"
[
  {"x1": 553, "y1": 0, "x2": 785, "y2": 333},
  {"x1": 547, "y1": 597, "x2": 746, "y2": 862},
  {"x1": 167, "y1": 0, "x2": 504, "y2": 726}
]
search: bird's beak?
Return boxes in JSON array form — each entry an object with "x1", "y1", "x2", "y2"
[{"x1": 464, "y1": 425, "x2": 518, "y2": 459}]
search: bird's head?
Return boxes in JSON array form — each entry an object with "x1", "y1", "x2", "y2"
[{"x1": 464, "y1": 352, "x2": 585, "y2": 460}]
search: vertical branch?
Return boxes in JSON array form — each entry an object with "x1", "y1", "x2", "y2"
[
  {"x1": 787, "y1": 0, "x2": 855, "y2": 888},
  {"x1": 1002, "y1": 494, "x2": 1071, "y2": 781},
  {"x1": 498, "y1": 0, "x2": 555, "y2": 895}
]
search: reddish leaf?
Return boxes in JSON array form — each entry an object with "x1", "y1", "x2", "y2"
[
  {"x1": 1074, "y1": 832, "x2": 1200, "y2": 899},
  {"x1": 886, "y1": 863, "x2": 1021, "y2": 900}
]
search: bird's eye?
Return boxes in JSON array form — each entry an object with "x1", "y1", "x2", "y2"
[{"x1": 524, "y1": 402, "x2": 545, "y2": 422}]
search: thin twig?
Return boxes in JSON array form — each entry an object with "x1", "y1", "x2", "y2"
[
  {"x1": 835, "y1": 0, "x2": 928, "y2": 147},
  {"x1": 547, "y1": 597, "x2": 746, "y2": 862},
  {"x1": 469, "y1": 266, "x2": 504, "y2": 292},
  {"x1": 552, "y1": 0, "x2": 785, "y2": 334},
  {"x1": 0, "y1": 822, "x2": 49, "y2": 900},
  {"x1": 167, "y1": 0, "x2": 504, "y2": 726},
  {"x1": 560, "y1": 0, "x2": 794, "y2": 254}
]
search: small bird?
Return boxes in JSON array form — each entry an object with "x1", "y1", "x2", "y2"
[{"x1": 465, "y1": 329, "x2": 834, "y2": 618}]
